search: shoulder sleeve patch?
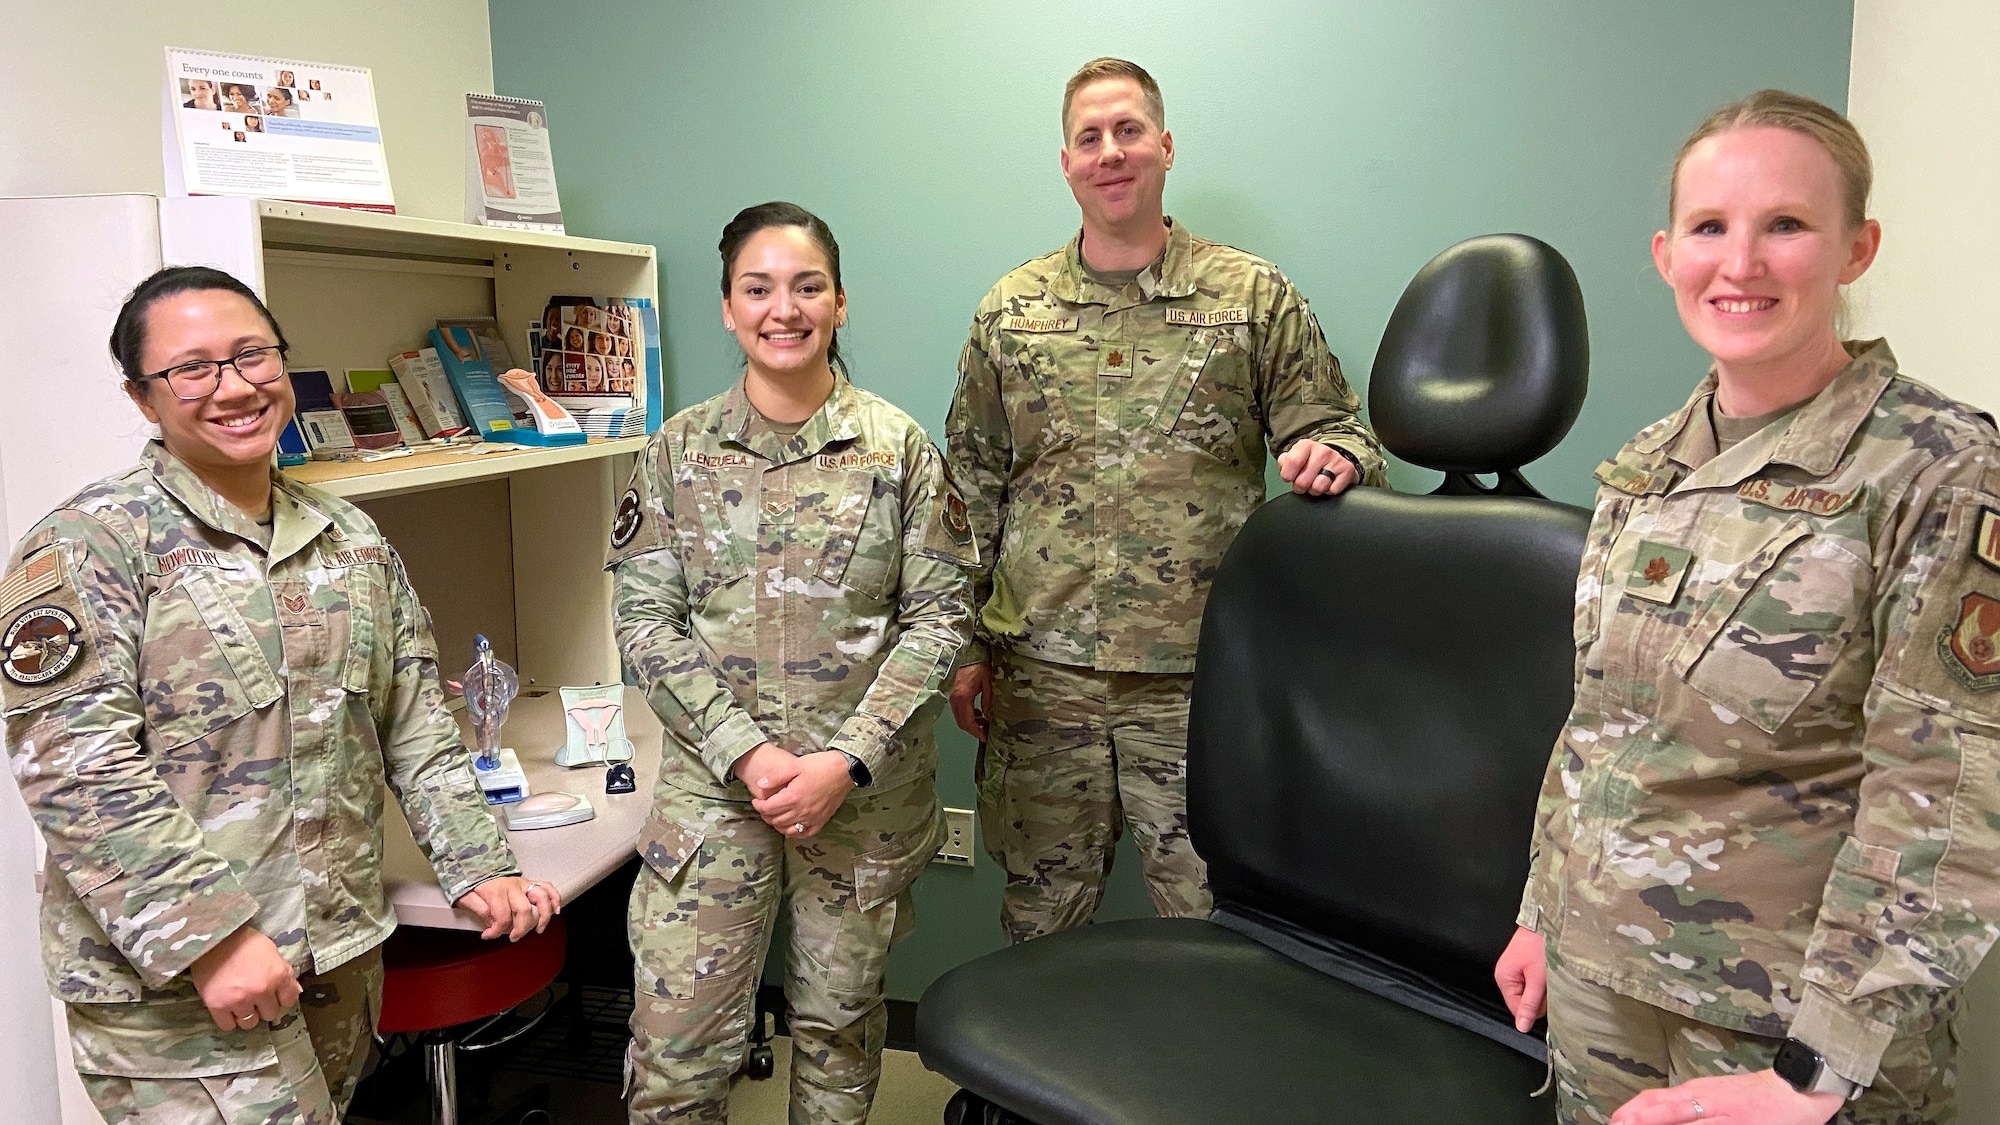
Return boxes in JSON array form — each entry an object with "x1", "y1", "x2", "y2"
[
  {"x1": 1883, "y1": 490, "x2": 2000, "y2": 710},
  {"x1": 1940, "y1": 592, "x2": 2000, "y2": 691},
  {"x1": 915, "y1": 444, "x2": 979, "y2": 568},
  {"x1": 0, "y1": 550, "x2": 62, "y2": 615},
  {"x1": 1, "y1": 552, "x2": 103, "y2": 712},
  {"x1": 611, "y1": 488, "x2": 643, "y2": 550},
  {"x1": 606, "y1": 440, "x2": 674, "y2": 570}
]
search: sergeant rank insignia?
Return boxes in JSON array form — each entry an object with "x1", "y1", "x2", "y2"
[
  {"x1": 1941, "y1": 592, "x2": 2000, "y2": 690},
  {"x1": 3, "y1": 604, "x2": 82, "y2": 686},
  {"x1": 611, "y1": 488, "x2": 643, "y2": 549}
]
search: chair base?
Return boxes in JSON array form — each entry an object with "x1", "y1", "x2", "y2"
[{"x1": 946, "y1": 1089, "x2": 1035, "y2": 1125}]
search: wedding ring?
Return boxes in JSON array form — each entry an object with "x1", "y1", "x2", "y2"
[
  {"x1": 793, "y1": 823, "x2": 806, "y2": 835},
  {"x1": 237, "y1": 1013, "x2": 258, "y2": 1027},
  {"x1": 1691, "y1": 1098, "x2": 1704, "y2": 1119},
  {"x1": 1318, "y1": 467, "x2": 1338, "y2": 481}
]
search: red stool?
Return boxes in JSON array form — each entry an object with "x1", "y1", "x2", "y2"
[{"x1": 379, "y1": 916, "x2": 567, "y2": 1125}]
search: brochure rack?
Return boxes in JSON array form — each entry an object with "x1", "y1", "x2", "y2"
[{"x1": 156, "y1": 197, "x2": 659, "y2": 688}]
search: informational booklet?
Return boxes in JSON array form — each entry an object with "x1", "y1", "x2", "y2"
[
  {"x1": 464, "y1": 94, "x2": 563, "y2": 233},
  {"x1": 333, "y1": 391, "x2": 403, "y2": 449},
  {"x1": 164, "y1": 48, "x2": 395, "y2": 212},
  {"x1": 429, "y1": 327, "x2": 519, "y2": 441},
  {"x1": 629, "y1": 297, "x2": 664, "y2": 433},
  {"x1": 389, "y1": 349, "x2": 473, "y2": 439},
  {"x1": 346, "y1": 368, "x2": 427, "y2": 444},
  {"x1": 537, "y1": 297, "x2": 642, "y2": 399}
]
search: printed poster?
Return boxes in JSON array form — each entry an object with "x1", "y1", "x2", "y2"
[
  {"x1": 164, "y1": 48, "x2": 394, "y2": 213},
  {"x1": 464, "y1": 94, "x2": 564, "y2": 233}
]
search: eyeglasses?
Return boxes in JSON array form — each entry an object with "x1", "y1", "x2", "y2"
[{"x1": 135, "y1": 345, "x2": 289, "y2": 401}]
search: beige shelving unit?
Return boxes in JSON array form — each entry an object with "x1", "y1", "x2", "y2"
[{"x1": 158, "y1": 197, "x2": 660, "y2": 689}]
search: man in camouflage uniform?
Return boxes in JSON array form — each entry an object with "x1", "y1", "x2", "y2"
[
  {"x1": 3, "y1": 440, "x2": 521, "y2": 1123},
  {"x1": 946, "y1": 57, "x2": 1386, "y2": 944},
  {"x1": 610, "y1": 373, "x2": 974, "y2": 1124},
  {"x1": 1519, "y1": 341, "x2": 2000, "y2": 1122}
]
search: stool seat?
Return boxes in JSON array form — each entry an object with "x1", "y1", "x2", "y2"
[{"x1": 379, "y1": 915, "x2": 567, "y2": 1034}]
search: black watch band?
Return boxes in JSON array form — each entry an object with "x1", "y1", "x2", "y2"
[
  {"x1": 841, "y1": 751, "x2": 872, "y2": 788},
  {"x1": 1773, "y1": 1038, "x2": 1856, "y2": 1098}
]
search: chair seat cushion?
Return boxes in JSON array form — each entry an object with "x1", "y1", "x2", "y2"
[{"x1": 916, "y1": 918, "x2": 1551, "y2": 1125}]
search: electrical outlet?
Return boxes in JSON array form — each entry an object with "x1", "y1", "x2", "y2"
[{"x1": 935, "y1": 807, "x2": 975, "y2": 866}]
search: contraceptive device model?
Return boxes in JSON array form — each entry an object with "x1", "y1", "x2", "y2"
[
  {"x1": 559, "y1": 684, "x2": 635, "y2": 766},
  {"x1": 463, "y1": 634, "x2": 529, "y2": 804}
]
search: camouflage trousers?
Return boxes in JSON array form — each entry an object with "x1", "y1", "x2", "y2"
[
  {"x1": 626, "y1": 777, "x2": 942, "y2": 1124},
  {"x1": 1546, "y1": 955, "x2": 1958, "y2": 1124},
  {"x1": 977, "y1": 650, "x2": 1212, "y2": 945},
  {"x1": 71, "y1": 946, "x2": 382, "y2": 1125}
]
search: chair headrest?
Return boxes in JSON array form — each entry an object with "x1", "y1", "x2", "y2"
[{"x1": 1369, "y1": 234, "x2": 1588, "y2": 476}]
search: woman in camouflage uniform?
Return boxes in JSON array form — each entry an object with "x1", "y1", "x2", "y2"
[
  {"x1": 1497, "y1": 93, "x2": 2000, "y2": 1125},
  {"x1": 609, "y1": 203, "x2": 975, "y2": 1124},
  {"x1": 1, "y1": 267, "x2": 556, "y2": 1124}
]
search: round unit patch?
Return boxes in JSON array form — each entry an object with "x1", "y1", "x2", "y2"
[
  {"x1": 3, "y1": 604, "x2": 82, "y2": 686},
  {"x1": 942, "y1": 492, "x2": 973, "y2": 546},
  {"x1": 610, "y1": 488, "x2": 644, "y2": 550}
]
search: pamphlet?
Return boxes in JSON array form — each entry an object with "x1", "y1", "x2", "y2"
[
  {"x1": 389, "y1": 349, "x2": 473, "y2": 438},
  {"x1": 333, "y1": 391, "x2": 402, "y2": 450},
  {"x1": 538, "y1": 297, "x2": 642, "y2": 397},
  {"x1": 630, "y1": 297, "x2": 664, "y2": 434},
  {"x1": 276, "y1": 418, "x2": 310, "y2": 466},
  {"x1": 164, "y1": 48, "x2": 394, "y2": 212},
  {"x1": 289, "y1": 369, "x2": 355, "y2": 452},
  {"x1": 464, "y1": 94, "x2": 563, "y2": 233},
  {"x1": 429, "y1": 327, "x2": 518, "y2": 442},
  {"x1": 437, "y1": 317, "x2": 533, "y2": 426},
  {"x1": 346, "y1": 368, "x2": 427, "y2": 444}
]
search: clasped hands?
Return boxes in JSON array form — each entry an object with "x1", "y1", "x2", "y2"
[{"x1": 732, "y1": 741, "x2": 853, "y2": 838}]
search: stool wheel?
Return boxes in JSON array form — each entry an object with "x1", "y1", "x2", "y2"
[{"x1": 745, "y1": 1043, "x2": 776, "y2": 1080}]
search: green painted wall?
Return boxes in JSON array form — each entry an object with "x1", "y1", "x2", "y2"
[{"x1": 491, "y1": 0, "x2": 1854, "y2": 1000}]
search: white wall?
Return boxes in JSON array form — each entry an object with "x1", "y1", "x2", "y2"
[
  {"x1": 1847, "y1": 2, "x2": 2000, "y2": 411},
  {"x1": 0, "y1": 6, "x2": 494, "y2": 1122},
  {"x1": 0, "y1": 1, "x2": 494, "y2": 222},
  {"x1": 1848, "y1": 2, "x2": 2000, "y2": 1119}
]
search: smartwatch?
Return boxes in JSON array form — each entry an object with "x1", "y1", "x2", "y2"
[
  {"x1": 840, "y1": 751, "x2": 873, "y2": 788},
  {"x1": 1772, "y1": 1038, "x2": 1858, "y2": 1099}
]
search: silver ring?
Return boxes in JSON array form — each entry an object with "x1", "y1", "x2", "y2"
[
  {"x1": 1691, "y1": 1098, "x2": 1704, "y2": 1119},
  {"x1": 793, "y1": 823, "x2": 806, "y2": 835},
  {"x1": 237, "y1": 1013, "x2": 258, "y2": 1027}
]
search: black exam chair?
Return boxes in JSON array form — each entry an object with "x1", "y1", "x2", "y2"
[{"x1": 915, "y1": 234, "x2": 1592, "y2": 1125}]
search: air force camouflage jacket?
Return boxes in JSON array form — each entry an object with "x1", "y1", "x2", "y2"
[
  {"x1": 1522, "y1": 341, "x2": 2000, "y2": 1086},
  {"x1": 607, "y1": 375, "x2": 975, "y2": 806},
  {"x1": 948, "y1": 220, "x2": 1386, "y2": 674},
  {"x1": 2, "y1": 443, "x2": 515, "y2": 1018}
]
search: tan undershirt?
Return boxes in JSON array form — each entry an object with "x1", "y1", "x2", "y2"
[
  {"x1": 1710, "y1": 398, "x2": 1802, "y2": 456},
  {"x1": 745, "y1": 409, "x2": 806, "y2": 440}
]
